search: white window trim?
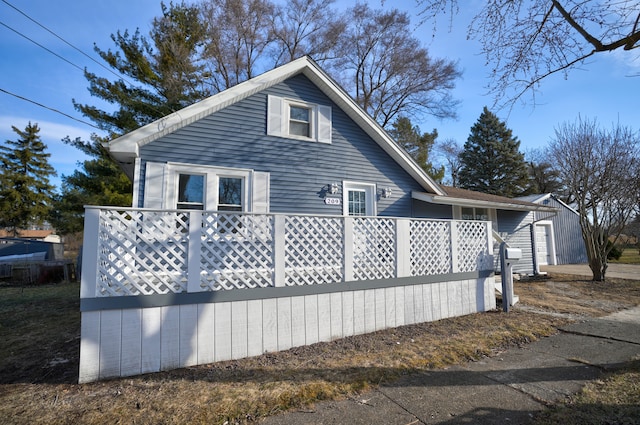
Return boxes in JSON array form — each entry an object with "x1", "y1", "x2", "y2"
[
  {"x1": 342, "y1": 181, "x2": 377, "y2": 216},
  {"x1": 286, "y1": 100, "x2": 315, "y2": 140},
  {"x1": 167, "y1": 162, "x2": 251, "y2": 211}
]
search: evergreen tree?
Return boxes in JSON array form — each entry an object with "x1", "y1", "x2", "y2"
[
  {"x1": 389, "y1": 117, "x2": 445, "y2": 182},
  {"x1": 73, "y1": 2, "x2": 209, "y2": 135},
  {"x1": 50, "y1": 135, "x2": 132, "y2": 235},
  {"x1": 458, "y1": 107, "x2": 528, "y2": 197},
  {"x1": 0, "y1": 123, "x2": 56, "y2": 235}
]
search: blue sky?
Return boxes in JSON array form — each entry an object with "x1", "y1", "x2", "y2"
[{"x1": 1, "y1": 0, "x2": 638, "y2": 189}]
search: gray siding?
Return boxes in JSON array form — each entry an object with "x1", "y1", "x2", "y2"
[
  {"x1": 496, "y1": 210, "x2": 535, "y2": 275},
  {"x1": 139, "y1": 74, "x2": 427, "y2": 217},
  {"x1": 412, "y1": 199, "x2": 453, "y2": 219},
  {"x1": 535, "y1": 197, "x2": 587, "y2": 264}
]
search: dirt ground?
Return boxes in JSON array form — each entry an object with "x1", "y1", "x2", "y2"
[{"x1": 1, "y1": 273, "x2": 639, "y2": 424}]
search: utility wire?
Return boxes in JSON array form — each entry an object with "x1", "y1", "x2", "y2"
[
  {"x1": 0, "y1": 21, "x2": 84, "y2": 72},
  {"x1": 0, "y1": 88, "x2": 102, "y2": 130},
  {"x1": 1, "y1": 0, "x2": 135, "y2": 86}
]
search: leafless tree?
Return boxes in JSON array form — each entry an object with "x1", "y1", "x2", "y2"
[
  {"x1": 549, "y1": 117, "x2": 640, "y2": 281},
  {"x1": 268, "y1": 0, "x2": 346, "y2": 65},
  {"x1": 333, "y1": 3, "x2": 461, "y2": 128},
  {"x1": 417, "y1": 0, "x2": 640, "y2": 107},
  {"x1": 435, "y1": 138, "x2": 463, "y2": 187},
  {"x1": 200, "y1": 0, "x2": 275, "y2": 91}
]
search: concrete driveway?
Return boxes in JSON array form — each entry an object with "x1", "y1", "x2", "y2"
[{"x1": 541, "y1": 263, "x2": 640, "y2": 280}]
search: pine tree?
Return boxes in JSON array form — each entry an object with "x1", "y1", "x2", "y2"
[
  {"x1": 390, "y1": 117, "x2": 445, "y2": 182},
  {"x1": 0, "y1": 123, "x2": 56, "y2": 235},
  {"x1": 458, "y1": 107, "x2": 529, "y2": 197},
  {"x1": 50, "y1": 135, "x2": 132, "y2": 235}
]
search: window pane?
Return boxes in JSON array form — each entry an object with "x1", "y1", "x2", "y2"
[
  {"x1": 348, "y1": 190, "x2": 367, "y2": 216},
  {"x1": 290, "y1": 105, "x2": 309, "y2": 121},
  {"x1": 219, "y1": 177, "x2": 242, "y2": 209},
  {"x1": 177, "y1": 174, "x2": 204, "y2": 209},
  {"x1": 475, "y1": 208, "x2": 489, "y2": 221},
  {"x1": 289, "y1": 121, "x2": 310, "y2": 137},
  {"x1": 461, "y1": 207, "x2": 474, "y2": 220}
]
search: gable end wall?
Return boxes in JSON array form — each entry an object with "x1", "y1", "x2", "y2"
[{"x1": 138, "y1": 74, "x2": 425, "y2": 216}]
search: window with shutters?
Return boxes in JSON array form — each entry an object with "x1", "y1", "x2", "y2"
[
  {"x1": 267, "y1": 95, "x2": 332, "y2": 143},
  {"x1": 143, "y1": 162, "x2": 270, "y2": 212}
]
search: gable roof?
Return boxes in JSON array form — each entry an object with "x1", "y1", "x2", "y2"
[
  {"x1": 105, "y1": 56, "x2": 444, "y2": 195},
  {"x1": 516, "y1": 193, "x2": 579, "y2": 215},
  {"x1": 413, "y1": 185, "x2": 557, "y2": 212}
]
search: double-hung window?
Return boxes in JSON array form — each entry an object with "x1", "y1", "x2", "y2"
[
  {"x1": 217, "y1": 177, "x2": 243, "y2": 211},
  {"x1": 177, "y1": 174, "x2": 205, "y2": 210},
  {"x1": 288, "y1": 104, "x2": 311, "y2": 138}
]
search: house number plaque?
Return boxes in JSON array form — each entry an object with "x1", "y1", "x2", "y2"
[{"x1": 324, "y1": 197, "x2": 341, "y2": 205}]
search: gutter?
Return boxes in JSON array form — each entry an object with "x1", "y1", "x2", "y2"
[{"x1": 412, "y1": 191, "x2": 558, "y2": 213}]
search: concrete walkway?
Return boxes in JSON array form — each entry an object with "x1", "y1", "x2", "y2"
[
  {"x1": 261, "y1": 305, "x2": 640, "y2": 425},
  {"x1": 541, "y1": 263, "x2": 640, "y2": 280}
]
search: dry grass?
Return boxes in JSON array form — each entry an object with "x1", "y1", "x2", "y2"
[
  {"x1": 533, "y1": 358, "x2": 640, "y2": 424},
  {"x1": 1, "y1": 273, "x2": 639, "y2": 425}
]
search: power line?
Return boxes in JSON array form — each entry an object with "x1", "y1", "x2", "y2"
[
  {"x1": 0, "y1": 88, "x2": 102, "y2": 130},
  {"x1": 0, "y1": 21, "x2": 84, "y2": 72},
  {"x1": 1, "y1": 0, "x2": 135, "y2": 86}
]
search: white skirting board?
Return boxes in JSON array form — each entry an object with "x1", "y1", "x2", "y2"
[{"x1": 79, "y1": 277, "x2": 496, "y2": 383}]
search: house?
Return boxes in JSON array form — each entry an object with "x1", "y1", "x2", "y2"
[
  {"x1": 517, "y1": 193, "x2": 588, "y2": 269},
  {"x1": 79, "y1": 56, "x2": 553, "y2": 383}
]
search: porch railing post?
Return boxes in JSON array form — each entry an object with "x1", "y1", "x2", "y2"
[
  {"x1": 80, "y1": 207, "x2": 101, "y2": 299},
  {"x1": 187, "y1": 210, "x2": 202, "y2": 293},
  {"x1": 273, "y1": 215, "x2": 286, "y2": 287},
  {"x1": 450, "y1": 220, "x2": 459, "y2": 273},
  {"x1": 343, "y1": 217, "x2": 354, "y2": 281},
  {"x1": 396, "y1": 219, "x2": 411, "y2": 278},
  {"x1": 485, "y1": 221, "x2": 493, "y2": 270}
]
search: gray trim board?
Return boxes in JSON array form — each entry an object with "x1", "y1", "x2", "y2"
[{"x1": 81, "y1": 270, "x2": 493, "y2": 312}]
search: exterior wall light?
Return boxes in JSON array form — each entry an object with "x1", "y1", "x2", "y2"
[
  {"x1": 380, "y1": 187, "x2": 392, "y2": 198},
  {"x1": 328, "y1": 182, "x2": 340, "y2": 194}
]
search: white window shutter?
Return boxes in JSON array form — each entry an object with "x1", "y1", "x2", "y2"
[
  {"x1": 252, "y1": 171, "x2": 270, "y2": 213},
  {"x1": 317, "y1": 105, "x2": 332, "y2": 143},
  {"x1": 143, "y1": 161, "x2": 166, "y2": 208},
  {"x1": 267, "y1": 95, "x2": 284, "y2": 136}
]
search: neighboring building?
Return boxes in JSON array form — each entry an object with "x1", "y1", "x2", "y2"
[{"x1": 517, "y1": 193, "x2": 588, "y2": 267}]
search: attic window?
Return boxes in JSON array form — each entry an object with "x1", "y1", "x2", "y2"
[
  {"x1": 289, "y1": 105, "x2": 311, "y2": 137},
  {"x1": 267, "y1": 95, "x2": 332, "y2": 143}
]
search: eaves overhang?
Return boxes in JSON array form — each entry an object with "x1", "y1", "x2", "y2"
[{"x1": 412, "y1": 191, "x2": 558, "y2": 213}]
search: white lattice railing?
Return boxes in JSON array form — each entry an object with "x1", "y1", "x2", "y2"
[{"x1": 80, "y1": 207, "x2": 493, "y2": 298}]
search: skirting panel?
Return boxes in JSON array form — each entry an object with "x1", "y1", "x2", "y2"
[{"x1": 79, "y1": 277, "x2": 496, "y2": 383}]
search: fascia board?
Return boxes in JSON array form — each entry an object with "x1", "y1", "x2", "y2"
[{"x1": 104, "y1": 56, "x2": 312, "y2": 159}]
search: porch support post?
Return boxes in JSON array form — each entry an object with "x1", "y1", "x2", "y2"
[
  {"x1": 450, "y1": 220, "x2": 459, "y2": 273},
  {"x1": 273, "y1": 215, "x2": 286, "y2": 287},
  {"x1": 485, "y1": 221, "x2": 494, "y2": 270},
  {"x1": 187, "y1": 211, "x2": 202, "y2": 293},
  {"x1": 343, "y1": 217, "x2": 354, "y2": 281},
  {"x1": 80, "y1": 207, "x2": 100, "y2": 299},
  {"x1": 396, "y1": 219, "x2": 411, "y2": 278}
]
